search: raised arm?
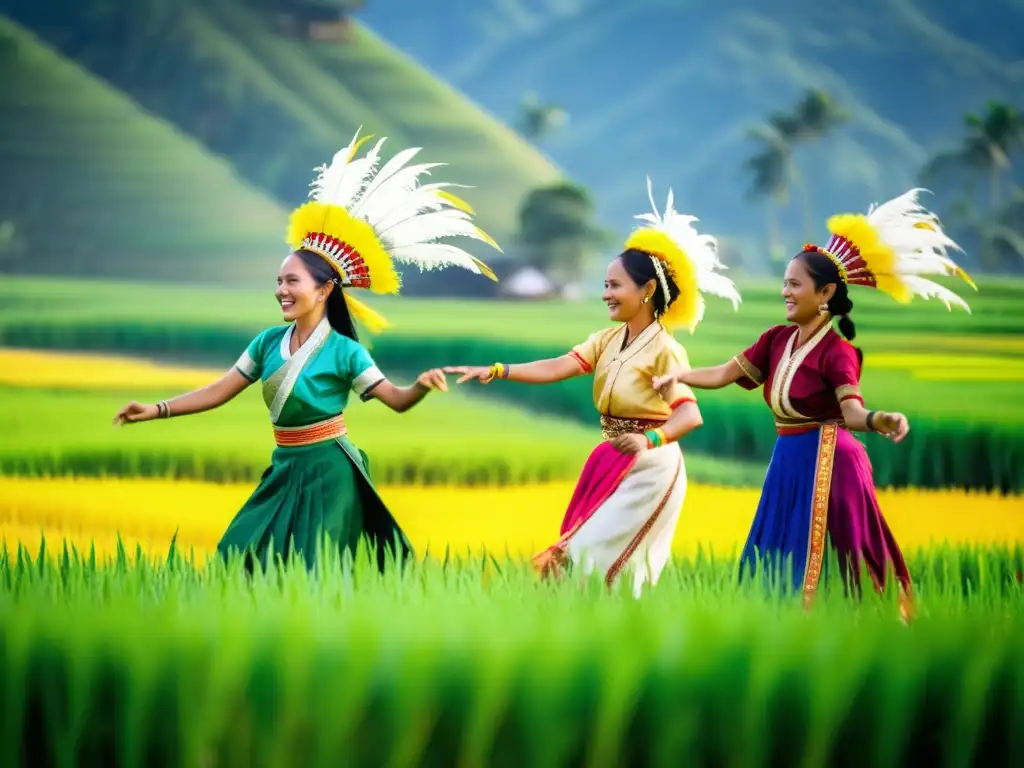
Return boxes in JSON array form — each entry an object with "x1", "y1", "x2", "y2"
[
  {"x1": 653, "y1": 359, "x2": 744, "y2": 392},
  {"x1": 445, "y1": 355, "x2": 585, "y2": 386},
  {"x1": 113, "y1": 368, "x2": 253, "y2": 425}
]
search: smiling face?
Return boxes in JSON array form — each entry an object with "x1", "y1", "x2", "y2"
[
  {"x1": 782, "y1": 255, "x2": 835, "y2": 324},
  {"x1": 602, "y1": 257, "x2": 653, "y2": 323},
  {"x1": 276, "y1": 252, "x2": 327, "y2": 322}
]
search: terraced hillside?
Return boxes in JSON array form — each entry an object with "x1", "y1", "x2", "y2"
[
  {"x1": 0, "y1": 17, "x2": 289, "y2": 284},
  {"x1": 2, "y1": 0, "x2": 563, "y2": 285}
]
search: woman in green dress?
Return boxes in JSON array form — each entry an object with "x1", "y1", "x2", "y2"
[{"x1": 112, "y1": 129, "x2": 500, "y2": 572}]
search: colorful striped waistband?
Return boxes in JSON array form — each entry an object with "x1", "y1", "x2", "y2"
[
  {"x1": 600, "y1": 415, "x2": 666, "y2": 440},
  {"x1": 776, "y1": 421, "x2": 843, "y2": 437},
  {"x1": 273, "y1": 414, "x2": 347, "y2": 447}
]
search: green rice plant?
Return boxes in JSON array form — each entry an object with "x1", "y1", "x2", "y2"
[
  {"x1": 0, "y1": 539, "x2": 1021, "y2": 767},
  {"x1": 0, "y1": 386, "x2": 768, "y2": 488},
  {"x1": 3, "y1": 275, "x2": 1023, "y2": 490}
]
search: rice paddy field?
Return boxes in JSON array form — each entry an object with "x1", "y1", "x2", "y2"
[{"x1": 1, "y1": 276, "x2": 1023, "y2": 765}]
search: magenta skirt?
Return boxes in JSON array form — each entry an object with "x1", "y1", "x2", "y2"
[{"x1": 739, "y1": 424, "x2": 913, "y2": 610}]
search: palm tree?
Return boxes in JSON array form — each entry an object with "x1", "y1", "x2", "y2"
[
  {"x1": 519, "y1": 92, "x2": 569, "y2": 142},
  {"x1": 921, "y1": 101, "x2": 1023, "y2": 212},
  {"x1": 920, "y1": 102, "x2": 1023, "y2": 268},
  {"x1": 744, "y1": 124, "x2": 793, "y2": 263},
  {"x1": 744, "y1": 89, "x2": 847, "y2": 257}
]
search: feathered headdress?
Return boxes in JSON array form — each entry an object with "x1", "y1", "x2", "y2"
[
  {"x1": 624, "y1": 177, "x2": 741, "y2": 332},
  {"x1": 286, "y1": 128, "x2": 500, "y2": 332},
  {"x1": 803, "y1": 188, "x2": 976, "y2": 312}
]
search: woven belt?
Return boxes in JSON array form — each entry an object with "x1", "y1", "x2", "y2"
[
  {"x1": 273, "y1": 414, "x2": 347, "y2": 446},
  {"x1": 776, "y1": 421, "x2": 842, "y2": 437},
  {"x1": 600, "y1": 415, "x2": 666, "y2": 440}
]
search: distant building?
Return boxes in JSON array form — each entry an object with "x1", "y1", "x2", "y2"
[
  {"x1": 270, "y1": 1, "x2": 363, "y2": 42},
  {"x1": 499, "y1": 266, "x2": 559, "y2": 300}
]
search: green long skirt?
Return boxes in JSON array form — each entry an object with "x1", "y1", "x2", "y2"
[{"x1": 216, "y1": 436, "x2": 413, "y2": 572}]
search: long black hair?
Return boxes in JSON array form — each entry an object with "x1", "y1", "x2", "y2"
[
  {"x1": 617, "y1": 248, "x2": 680, "y2": 318},
  {"x1": 293, "y1": 249, "x2": 359, "y2": 342},
  {"x1": 794, "y1": 249, "x2": 863, "y2": 365}
]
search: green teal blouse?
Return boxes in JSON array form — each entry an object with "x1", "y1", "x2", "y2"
[{"x1": 234, "y1": 317, "x2": 384, "y2": 428}]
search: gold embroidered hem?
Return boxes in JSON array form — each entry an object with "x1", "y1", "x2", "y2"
[{"x1": 802, "y1": 423, "x2": 837, "y2": 608}]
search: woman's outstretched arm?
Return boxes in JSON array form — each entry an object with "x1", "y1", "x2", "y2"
[
  {"x1": 113, "y1": 368, "x2": 253, "y2": 425},
  {"x1": 445, "y1": 355, "x2": 584, "y2": 386},
  {"x1": 652, "y1": 359, "x2": 744, "y2": 392},
  {"x1": 369, "y1": 368, "x2": 449, "y2": 414}
]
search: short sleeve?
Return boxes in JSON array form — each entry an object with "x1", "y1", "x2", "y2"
[
  {"x1": 823, "y1": 341, "x2": 863, "y2": 406},
  {"x1": 347, "y1": 342, "x2": 386, "y2": 402},
  {"x1": 656, "y1": 342, "x2": 697, "y2": 408},
  {"x1": 732, "y1": 325, "x2": 783, "y2": 391},
  {"x1": 569, "y1": 328, "x2": 615, "y2": 374},
  {"x1": 234, "y1": 330, "x2": 268, "y2": 383}
]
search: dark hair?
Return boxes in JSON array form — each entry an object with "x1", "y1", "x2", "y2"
[
  {"x1": 293, "y1": 249, "x2": 358, "y2": 342},
  {"x1": 617, "y1": 248, "x2": 680, "y2": 318},
  {"x1": 794, "y1": 249, "x2": 863, "y2": 365}
]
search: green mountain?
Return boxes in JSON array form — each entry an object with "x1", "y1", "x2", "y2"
[
  {"x1": 0, "y1": 17, "x2": 289, "y2": 285},
  {"x1": 2, "y1": 0, "x2": 563, "y2": 287},
  {"x1": 359, "y1": 0, "x2": 1024, "y2": 274}
]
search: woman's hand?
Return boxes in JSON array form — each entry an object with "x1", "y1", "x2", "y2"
[
  {"x1": 113, "y1": 401, "x2": 158, "y2": 426},
  {"x1": 443, "y1": 365, "x2": 495, "y2": 385},
  {"x1": 610, "y1": 433, "x2": 648, "y2": 455},
  {"x1": 415, "y1": 368, "x2": 449, "y2": 393},
  {"x1": 652, "y1": 371, "x2": 684, "y2": 392},
  {"x1": 873, "y1": 411, "x2": 910, "y2": 443}
]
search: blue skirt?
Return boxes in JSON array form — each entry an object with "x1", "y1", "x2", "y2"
[{"x1": 739, "y1": 429, "x2": 825, "y2": 594}]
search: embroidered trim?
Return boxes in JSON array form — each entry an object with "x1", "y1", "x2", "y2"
[
  {"x1": 802, "y1": 423, "x2": 837, "y2": 608},
  {"x1": 569, "y1": 350, "x2": 593, "y2": 373},
  {"x1": 733, "y1": 353, "x2": 763, "y2": 385},
  {"x1": 835, "y1": 384, "x2": 862, "y2": 404},
  {"x1": 235, "y1": 350, "x2": 258, "y2": 382},
  {"x1": 273, "y1": 414, "x2": 347, "y2": 446},
  {"x1": 604, "y1": 450, "x2": 683, "y2": 588},
  {"x1": 600, "y1": 415, "x2": 666, "y2": 440},
  {"x1": 267, "y1": 317, "x2": 331, "y2": 425},
  {"x1": 353, "y1": 365, "x2": 385, "y2": 396}
]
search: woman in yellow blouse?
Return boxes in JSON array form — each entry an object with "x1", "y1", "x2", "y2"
[{"x1": 446, "y1": 179, "x2": 742, "y2": 596}]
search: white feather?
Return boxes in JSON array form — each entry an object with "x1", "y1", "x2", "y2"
[
  {"x1": 899, "y1": 276, "x2": 972, "y2": 312},
  {"x1": 381, "y1": 209, "x2": 485, "y2": 250},
  {"x1": 348, "y1": 146, "x2": 424, "y2": 216},
  {"x1": 389, "y1": 243, "x2": 486, "y2": 273},
  {"x1": 367, "y1": 184, "x2": 472, "y2": 233},
  {"x1": 854, "y1": 187, "x2": 972, "y2": 309},
  {"x1": 310, "y1": 136, "x2": 385, "y2": 210},
  {"x1": 634, "y1": 177, "x2": 740, "y2": 318},
  {"x1": 357, "y1": 162, "x2": 445, "y2": 226}
]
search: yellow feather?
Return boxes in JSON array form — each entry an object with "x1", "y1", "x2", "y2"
[
  {"x1": 623, "y1": 229, "x2": 700, "y2": 332},
  {"x1": 287, "y1": 201, "x2": 400, "y2": 296},
  {"x1": 473, "y1": 226, "x2": 503, "y2": 253},
  {"x1": 347, "y1": 133, "x2": 375, "y2": 162},
  {"x1": 826, "y1": 213, "x2": 912, "y2": 303},
  {"x1": 344, "y1": 293, "x2": 390, "y2": 334},
  {"x1": 437, "y1": 190, "x2": 475, "y2": 215},
  {"x1": 470, "y1": 256, "x2": 498, "y2": 282}
]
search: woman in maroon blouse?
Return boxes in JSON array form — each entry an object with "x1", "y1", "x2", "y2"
[{"x1": 654, "y1": 189, "x2": 976, "y2": 618}]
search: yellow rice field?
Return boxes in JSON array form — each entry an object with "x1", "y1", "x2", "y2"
[
  {"x1": 0, "y1": 348, "x2": 219, "y2": 390},
  {"x1": 1, "y1": 477, "x2": 1021, "y2": 562}
]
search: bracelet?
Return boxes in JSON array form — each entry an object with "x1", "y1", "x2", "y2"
[
  {"x1": 644, "y1": 428, "x2": 668, "y2": 449},
  {"x1": 866, "y1": 410, "x2": 877, "y2": 432},
  {"x1": 157, "y1": 400, "x2": 171, "y2": 419},
  {"x1": 484, "y1": 363, "x2": 510, "y2": 383}
]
